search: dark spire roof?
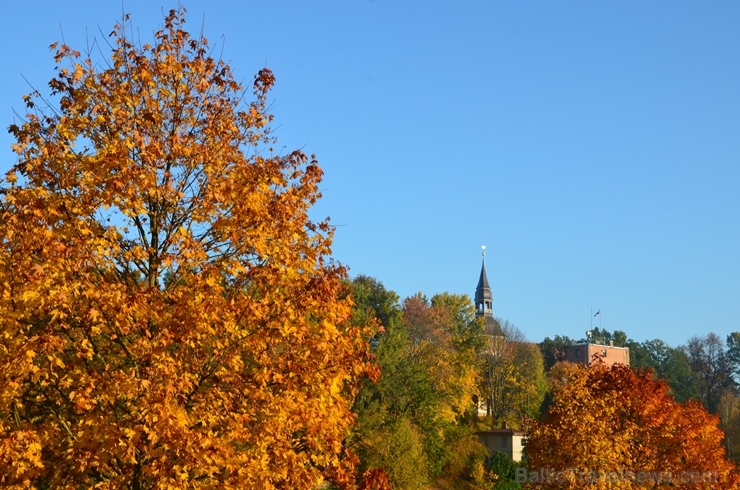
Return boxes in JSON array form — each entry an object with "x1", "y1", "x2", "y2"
[
  {"x1": 475, "y1": 260, "x2": 492, "y2": 306},
  {"x1": 483, "y1": 316, "x2": 503, "y2": 336}
]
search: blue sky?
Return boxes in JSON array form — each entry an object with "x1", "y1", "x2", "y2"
[{"x1": 1, "y1": 1, "x2": 738, "y2": 346}]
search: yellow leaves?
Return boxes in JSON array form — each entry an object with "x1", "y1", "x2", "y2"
[
  {"x1": 0, "y1": 430, "x2": 44, "y2": 484},
  {"x1": 329, "y1": 377, "x2": 344, "y2": 399},
  {"x1": 88, "y1": 308, "x2": 100, "y2": 325},
  {"x1": 69, "y1": 388, "x2": 95, "y2": 412},
  {"x1": 78, "y1": 338, "x2": 94, "y2": 360},
  {"x1": 122, "y1": 427, "x2": 137, "y2": 443}
]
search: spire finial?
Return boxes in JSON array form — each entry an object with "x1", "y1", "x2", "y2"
[{"x1": 482, "y1": 245, "x2": 486, "y2": 258}]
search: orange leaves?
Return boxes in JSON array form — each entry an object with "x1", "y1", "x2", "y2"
[
  {"x1": 526, "y1": 363, "x2": 740, "y2": 489},
  {"x1": 254, "y1": 68, "x2": 276, "y2": 94},
  {"x1": 0, "y1": 430, "x2": 44, "y2": 486}
]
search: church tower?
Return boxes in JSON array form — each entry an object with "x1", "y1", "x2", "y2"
[{"x1": 476, "y1": 246, "x2": 503, "y2": 336}]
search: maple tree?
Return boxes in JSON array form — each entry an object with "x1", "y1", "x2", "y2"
[
  {"x1": 526, "y1": 362, "x2": 740, "y2": 489},
  {"x1": 0, "y1": 7, "x2": 378, "y2": 489}
]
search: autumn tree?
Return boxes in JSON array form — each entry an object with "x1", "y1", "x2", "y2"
[
  {"x1": 481, "y1": 321, "x2": 547, "y2": 429},
  {"x1": 400, "y1": 293, "x2": 487, "y2": 477},
  {"x1": 526, "y1": 362, "x2": 740, "y2": 489},
  {"x1": 0, "y1": 8, "x2": 377, "y2": 489},
  {"x1": 402, "y1": 293, "x2": 485, "y2": 425},
  {"x1": 430, "y1": 292, "x2": 486, "y2": 420},
  {"x1": 556, "y1": 326, "x2": 706, "y2": 404},
  {"x1": 584, "y1": 329, "x2": 704, "y2": 403},
  {"x1": 718, "y1": 390, "x2": 740, "y2": 461},
  {"x1": 350, "y1": 282, "x2": 489, "y2": 488}
]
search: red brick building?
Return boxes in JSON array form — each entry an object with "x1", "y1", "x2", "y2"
[{"x1": 565, "y1": 341, "x2": 630, "y2": 367}]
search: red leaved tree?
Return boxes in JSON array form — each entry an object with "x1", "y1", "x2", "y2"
[{"x1": 526, "y1": 362, "x2": 740, "y2": 489}]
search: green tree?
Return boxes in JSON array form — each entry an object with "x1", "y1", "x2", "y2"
[
  {"x1": 360, "y1": 418, "x2": 428, "y2": 490},
  {"x1": 350, "y1": 281, "x2": 490, "y2": 488},
  {"x1": 349, "y1": 277, "x2": 428, "y2": 488},
  {"x1": 683, "y1": 333, "x2": 736, "y2": 412},
  {"x1": 625, "y1": 338, "x2": 662, "y2": 370},
  {"x1": 349, "y1": 275, "x2": 404, "y2": 334},
  {"x1": 628, "y1": 338, "x2": 702, "y2": 403},
  {"x1": 727, "y1": 332, "x2": 740, "y2": 381},
  {"x1": 539, "y1": 335, "x2": 573, "y2": 371},
  {"x1": 585, "y1": 327, "x2": 629, "y2": 347},
  {"x1": 656, "y1": 342, "x2": 703, "y2": 403},
  {"x1": 487, "y1": 452, "x2": 524, "y2": 490}
]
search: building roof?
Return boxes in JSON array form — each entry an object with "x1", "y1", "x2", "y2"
[
  {"x1": 483, "y1": 316, "x2": 503, "y2": 337},
  {"x1": 477, "y1": 428, "x2": 527, "y2": 437},
  {"x1": 569, "y1": 342, "x2": 630, "y2": 351}
]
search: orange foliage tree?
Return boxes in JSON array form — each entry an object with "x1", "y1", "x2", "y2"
[
  {"x1": 0, "y1": 8, "x2": 377, "y2": 489},
  {"x1": 525, "y1": 362, "x2": 740, "y2": 489}
]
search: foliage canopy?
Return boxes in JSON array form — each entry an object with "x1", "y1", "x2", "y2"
[
  {"x1": 0, "y1": 8, "x2": 377, "y2": 489},
  {"x1": 526, "y1": 362, "x2": 740, "y2": 489}
]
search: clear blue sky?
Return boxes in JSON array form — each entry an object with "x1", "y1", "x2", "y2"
[{"x1": 1, "y1": 1, "x2": 738, "y2": 346}]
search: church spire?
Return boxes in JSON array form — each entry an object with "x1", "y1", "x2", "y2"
[
  {"x1": 475, "y1": 245, "x2": 503, "y2": 336},
  {"x1": 475, "y1": 246, "x2": 493, "y2": 318}
]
